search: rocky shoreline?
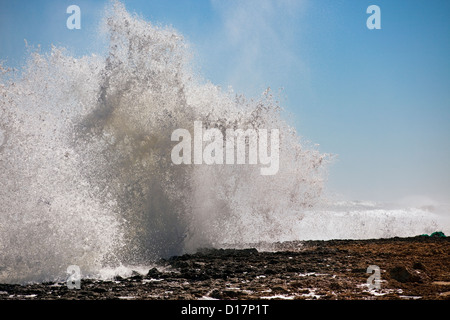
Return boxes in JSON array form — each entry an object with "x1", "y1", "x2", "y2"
[{"x1": 1, "y1": 236, "x2": 449, "y2": 300}]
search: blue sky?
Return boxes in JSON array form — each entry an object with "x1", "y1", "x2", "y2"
[{"x1": 1, "y1": 0, "x2": 449, "y2": 203}]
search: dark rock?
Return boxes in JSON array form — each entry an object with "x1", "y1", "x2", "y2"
[
  {"x1": 413, "y1": 262, "x2": 426, "y2": 271},
  {"x1": 146, "y1": 267, "x2": 162, "y2": 279},
  {"x1": 196, "y1": 248, "x2": 258, "y2": 258},
  {"x1": 271, "y1": 286, "x2": 289, "y2": 294},
  {"x1": 209, "y1": 289, "x2": 248, "y2": 299},
  {"x1": 180, "y1": 270, "x2": 210, "y2": 281},
  {"x1": 171, "y1": 260, "x2": 190, "y2": 269},
  {"x1": 264, "y1": 268, "x2": 276, "y2": 275},
  {"x1": 223, "y1": 290, "x2": 246, "y2": 298},
  {"x1": 210, "y1": 289, "x2": 221, "y2": 299},
  {"x1": 130, "y1": 271, "x2": 143, "y2": 280},
  {"x1": 389, "y1": 266, "x2": 426, "y2": 283},
  {"x1": 92, "y1": 287, "x2": 107, "y2": 293},
  {"x1": 286, "y1": 266, "x2": 301, "y2": 272},
  {"x1": 390, "y1": 266, "x2": 412, "y2": 283},
  {"x1": 329, "y1": 282, "x2": 341, "y2": 290}
]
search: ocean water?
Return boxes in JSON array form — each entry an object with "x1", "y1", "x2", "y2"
[{"x1": 0, "y1": 2, "x2": 447, "y2": 284}]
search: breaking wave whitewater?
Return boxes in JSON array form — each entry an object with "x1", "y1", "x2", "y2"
[{"x1": 0, "y1": 2, "x2": 445, "y2": 284}]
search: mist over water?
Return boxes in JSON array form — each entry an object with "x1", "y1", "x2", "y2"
[{"x1": 0, "y1": 2, "x2": 445, "y2": 284}]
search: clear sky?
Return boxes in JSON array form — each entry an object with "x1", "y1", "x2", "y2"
[{"x1": 1, "y1": 0, "x2": 449, "y2": 203}]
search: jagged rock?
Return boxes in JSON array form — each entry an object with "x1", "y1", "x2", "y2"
[
  {"x1": 413, "y1": 262, "x2": 426, "y2": 271},
  {"x1": 130, "y1": 271, "x2": 143, "y2": 280},
  {"x1": 390, "y1": 266, "x2": 413, "y2": 283},
  {"x1": 146, "y1": 267, "x2": 162, "y2": 279},
  {"x1": 390, "y1": 266, "x2": 428, "y2": 283}
]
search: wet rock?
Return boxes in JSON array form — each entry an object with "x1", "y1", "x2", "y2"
[
  {"x1": 210, "y1": 289, "x2": 246, "y2": 299},
  {"x1": 146, "y1": 268, "x2": 162, "y2": 279},
  {"x1": 170, "y1": 260, "x2": 190, "y2": 269},
  {"x1": 130, "y1": 271, "x2": 143, "y2": 281},
  {"x1": 264, "y1": 269, "x2": 277, "y2": 275},
  {"x1": 329, "y1": 282, "x2": 341, "y2": 290},
  {"x1": 413, "y1": 262, "x2": 426, "y2": 271},
  {"x1": 91, "y1": 287, "x2": 107, "y2": 293},
  {"x1": 209, "y1": 289, "x2": 221, "y2": 299},
  {"x1": 389, "y1": 266, "x2": 427, "y2": 283},
  {"x1": 271, "y1": 286, "x2": 289, "y2": 294},
  {"x1": 180, "y1": 270, "x2": 210, "y2": 281},
  {"x1": 390, "y1": 266, "x2": 413, "y2": 283},
  {"x1": 196, "y1": 248, "x2": 258, "y2": 258}
]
